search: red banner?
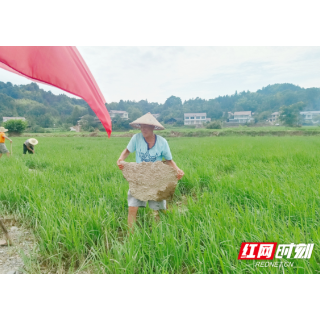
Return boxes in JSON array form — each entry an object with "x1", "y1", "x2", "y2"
[{"x1": 0, "y1": 46, "x2": 112, "y2": 137}]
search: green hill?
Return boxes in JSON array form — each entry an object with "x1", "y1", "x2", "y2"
[
  {"x1": 91, "y1": 83, "x2": 320, "y2": 123},
  {"x1": 1, "y1": 81, "x2": 320, "y2": 128},
  {"x1": 0, "y1": 81, "x2": 94, "y2": 128}
]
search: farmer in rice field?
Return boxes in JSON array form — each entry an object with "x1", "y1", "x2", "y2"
[
  {"x1": 0, "y1": 126, "x2": 12, "y2": 158},
  {"x1": 117, "y1": 112, "x2": 184, "y2": 231},
  {"x1": 23, "y1": 138, "x2": 38, "y2": 155}
]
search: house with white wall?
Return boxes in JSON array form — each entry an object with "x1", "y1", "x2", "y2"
[
  {"x1": 268, "y1": 112, "x2": 280, "y2": 124},
  {"x1": 94, "y1": 110, "x2": 129, "y2": 124},
  {"x1": 300, "y1": 111, "x2": 320, "y2": 123},
  {"x1": 228, "y1": 111, "x2": 254, "y2": 123},
  {"x1": 109, "y1": 110, "x2": 129, "y2": 119},
  {"x1": 184, "y1": 113, "x2": 211, "y2": 125}
]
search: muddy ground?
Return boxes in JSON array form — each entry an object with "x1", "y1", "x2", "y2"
[{"x1": 0, "y1": 216, "x2": 35, "y2": 274}]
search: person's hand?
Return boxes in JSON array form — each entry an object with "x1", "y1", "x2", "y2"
[
  {"x1": 32, "y1": 150, "x2": 35, "y2": 154},
  {"x1": 176, "y1": 169, "x2": 184, "y2": 180},
  {"x1": 117, "y1": 158, "x2": 125, "y2": 170},
  {"x1": 10, "y1": 140, "x2": 12, "y2": 144}
]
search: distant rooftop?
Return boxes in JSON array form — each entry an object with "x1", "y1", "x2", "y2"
[
  {"x1": 300, "y1": 111, "x2": 320, "y2": 115},
  {"x1": 109, "y1": 110, "x2": 127, "y2": 114},
  {"x1": 234, "y1": 111, "x2": 252, "y2": 116},
  {"x1": 3, "y1": 117, "x2": 26, "y2": 122},
  {"x1": 184, "y1": 113, "x2": 206, "y2": 116}
]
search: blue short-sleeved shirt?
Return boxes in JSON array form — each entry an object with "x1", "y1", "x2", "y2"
[{"x1": 127, "y1": 133, "x2": 173, "y2": 163}]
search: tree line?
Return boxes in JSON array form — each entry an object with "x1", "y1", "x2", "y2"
[{"x1": 1, "y1": 81, "x2": 320, "y2": 131}]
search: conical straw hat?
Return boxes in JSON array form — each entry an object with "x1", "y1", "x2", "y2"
[
  {"x1": 29, "y1": 138, "x2": 38, "y2": 145},
  {"x1": 0, "y1": 127, "x2": 8, "y2": 133},
  {"x1": 129, "y1": 112, "x2": 165, "y2": 130}
]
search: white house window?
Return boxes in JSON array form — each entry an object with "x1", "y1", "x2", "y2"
[
  {"x1": 196, "y1": 116, "x2": 200, "y2": 119},
  {"x1": 185, "y1": 117, "x2": 189, "y2": 119},
  {"x1": 190, "y1": 117, "x2": 194, "y2": 119},
  {"x1": 201, "y1": 116, "x2": 205, "y2": 119}
]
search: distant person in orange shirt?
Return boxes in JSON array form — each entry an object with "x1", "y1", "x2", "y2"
[{"x1": 0, "y1": 127, "x2": 12, "y2": 158}]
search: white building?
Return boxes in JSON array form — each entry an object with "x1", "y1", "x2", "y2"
[
  {"x1": 228, "y1": 111, "x2": 254, "y2": 123},
  {"x1": 109, "y1": 110, "x2": 129, "y2": 119},
  {"x1": 300, "y1": 111, "x2": 320, "y2": 122},
  {"x1": 270, "y1": 112, "x2": 280, "y2": 124},
  {"x1": 3, "y1": 117, "x2": 26, "y2": 122},
  {"x1": 227, "y1": 112, "x2": 233, "y2": 118},
  {"x1": 184, "y1": 113, "x2": 211, "y2": 125}
]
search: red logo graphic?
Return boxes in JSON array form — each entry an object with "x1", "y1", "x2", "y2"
[{"x1": 238, "y1": 242, "x2": 277, "y2": 260}]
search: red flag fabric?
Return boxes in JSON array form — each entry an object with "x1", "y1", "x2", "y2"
[{"x1": 0, "y1": 46, "x2": 112, "y2": 137}]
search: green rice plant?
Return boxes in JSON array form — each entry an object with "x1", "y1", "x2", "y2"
[{"x1": 0, "y1": 136, "x2": 319, "y2": 273}]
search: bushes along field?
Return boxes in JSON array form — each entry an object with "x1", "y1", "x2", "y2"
[{"x1": 0, "y1": 136, "x2": 319, "y2": 273}]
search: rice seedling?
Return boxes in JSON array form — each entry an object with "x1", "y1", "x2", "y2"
[{"x1": 0, "y1": 136, "x2": 319, "y2": 273}]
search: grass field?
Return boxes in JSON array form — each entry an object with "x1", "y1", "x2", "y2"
[
  {"x1": 1, "y1": 135, "x2": 319, "y2": 273},
  {"x1": 21, "y1": 124, "x2": 320, "y2": 134},
  {"x1": 20, "y1": 125, "x2": 320, "y2": 140}
]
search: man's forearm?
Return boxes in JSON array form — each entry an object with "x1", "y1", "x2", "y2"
[
  {"x1": 119, "y1": 148, "x2": 130, "y2": 161},
  {"x1": 117, "y1": 148, "x2": 130, "y2": 170},
  {"x1": 166, "y1": 160, "x2": 179, "y2": 170},
  {"x1": 166, "y1": 159, "x2": 184, "y2": 180}
]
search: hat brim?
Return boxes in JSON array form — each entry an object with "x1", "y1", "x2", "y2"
[
  {"x1": 29, "y1": 140, "x2": 38, "y2": 145},
  {"x1": 129, "y1": 112, "x2": 165, "y2": 130},
  {"x1": 0, "y1": 129, "x2": 8, "y2": 133},
  {"x1": 129, "y1": 123, "x2": 164, "y2": 130}
]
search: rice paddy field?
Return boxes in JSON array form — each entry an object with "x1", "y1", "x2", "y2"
[{"x1": 1, "y1": 135, "x2": 320, "y2": 273}]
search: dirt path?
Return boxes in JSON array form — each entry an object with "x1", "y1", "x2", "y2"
[{"x1": 0, "y1": 216, "x2": 35, "y2": 274}]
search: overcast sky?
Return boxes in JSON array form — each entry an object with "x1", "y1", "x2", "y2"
[{"x1": 1, "y1": 46, "x2": 320, "y2": 103}]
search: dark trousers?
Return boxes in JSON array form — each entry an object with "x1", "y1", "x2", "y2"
[{"x1": 23, "y1": 144, "x2": 34, "y2": 154}]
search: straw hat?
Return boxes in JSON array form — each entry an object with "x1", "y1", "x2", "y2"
[
  {"x1": 29, "y1": 138, "x2": 38, "y2": 145},
  {"x1": 0, "y1": 127, "x2": 8, "y2": 133},
  {"x1": 129, "y1": 112, "x2": 165, "y2": 130}
]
